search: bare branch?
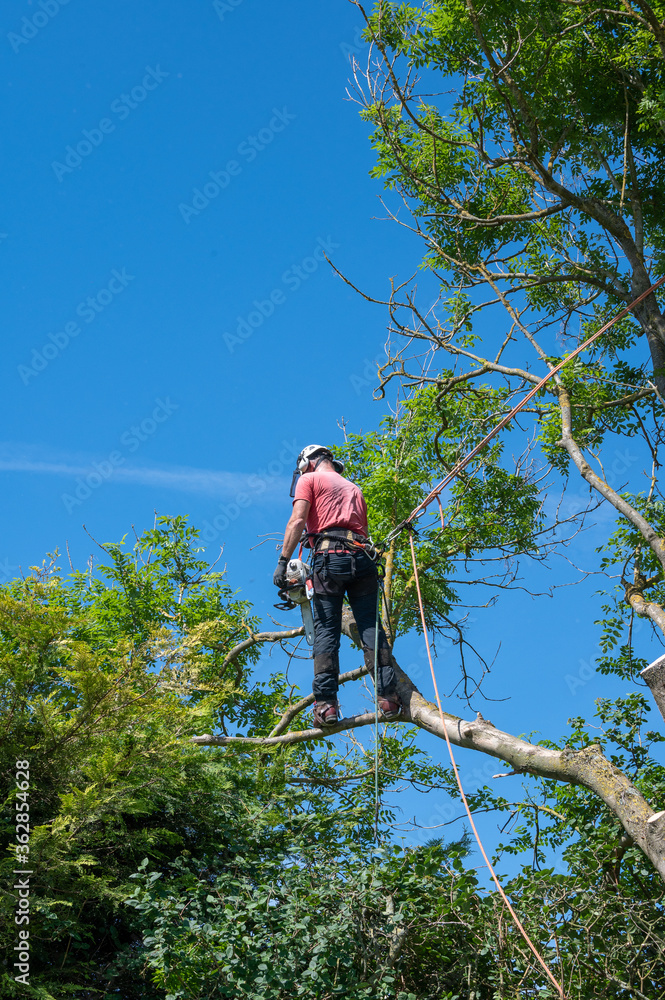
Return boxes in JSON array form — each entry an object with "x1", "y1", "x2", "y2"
[
  {"x1": 558, "y1": 384, "x2": 665, "y2": 578},
  {"x1": 212, "y1": 627, "x2": 305, "y2": 675}
]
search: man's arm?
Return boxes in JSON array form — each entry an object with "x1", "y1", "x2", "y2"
[
  {"x1": 273, "y1": 499, "x2": 311, "y2": 589},
  {"x1": 281, "y1": 499, "x2": 310, "y2": 559}
]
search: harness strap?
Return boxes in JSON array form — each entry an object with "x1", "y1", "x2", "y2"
[{"x1": 308, "y1": 528, "x2": 379, "y2": 561}]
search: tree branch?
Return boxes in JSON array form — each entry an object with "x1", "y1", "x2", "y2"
[
  {"x1": 269, "y1": 663, "x2": 370, "y2": 737},
  {"x1": 423, "y1": 200, "x2": 566, "y2": 227},
  {"x1": 193, "y1": 647, "x2": 665, "y2": 881},
  {"x1": 558, "y1": 384, "x2": 665, "y2": 576},
  {"x1": 625, "y1": 589, "x2": 665, "y2": 634},
  {"x1": 213, "y1": 626, "x2": 305, "y2": 675}
]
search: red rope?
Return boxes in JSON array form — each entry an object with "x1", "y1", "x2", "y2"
[
  {"x1": 407, "y1": 530, "x2": 565, "y2": 997},
  {"x1": 386, "y1": 275, "x2": 665, "y2": 543},
  {"x1": 435, "y1": 495, "x2": 445, "y2": 530}
]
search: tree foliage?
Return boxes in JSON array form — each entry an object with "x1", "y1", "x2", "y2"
[
  {"x1": 339, "y1": 2, "x2": 665, "y2": 741},
  {"x1": 2, "y1": 513, "x2": 664, "y2": 996},
  {"x1": 6, "y1": 4, "x2": 665, "y2": 994},
  {"x1": 0, "y1": 518, "x2": 378, "y2": 997},
  {"x1": 359, "y1": 0, "x2": 665, "y2": 376}
]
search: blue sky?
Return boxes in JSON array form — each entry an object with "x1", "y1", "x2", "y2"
[
  {"x1": 2, "y1": 0, "x2": 661, "y2": 869},
  {"x1": 1, "y1": 0, "x2": 412, "y2": 579}
]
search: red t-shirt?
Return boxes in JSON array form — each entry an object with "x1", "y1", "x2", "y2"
[{"x1": 294, "y1": 470, "x2": 368, "y2": 537}]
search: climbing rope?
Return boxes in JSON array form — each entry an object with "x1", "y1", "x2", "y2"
[
  {"x1": 372, "y1": 581, "x2": 381, "y2": 841},
  {"x1": 408, "y1": 529, "x2": 564, "y2": 996},
  {"x1": 378, "y1": 283, "x2": 665, "y2": 994}
]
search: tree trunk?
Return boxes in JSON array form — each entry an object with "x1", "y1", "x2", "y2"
[{"x1": 387, "y1": 654, "x2": 665, "y2": 882}]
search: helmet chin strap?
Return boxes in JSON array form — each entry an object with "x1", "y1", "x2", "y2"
[{"x1": 290, "y1": 452, "x2": 335, "y2": 496}]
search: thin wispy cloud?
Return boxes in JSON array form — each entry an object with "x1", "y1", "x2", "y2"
[{"x1": 0, "y1": 444, "x2": 290, "y2": 500}]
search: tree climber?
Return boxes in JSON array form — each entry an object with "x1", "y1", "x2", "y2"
[{"x1": 273, "y1": 444, "x2": 402, "y2": 727}]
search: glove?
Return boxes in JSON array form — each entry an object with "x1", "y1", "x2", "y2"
[{"x1": 273, "y1": 555, "x2": 289, "y2": 588}]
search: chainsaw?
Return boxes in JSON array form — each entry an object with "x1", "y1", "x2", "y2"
[{"x1": 275, "y1": 558, "x2": 315, "y2": 645}]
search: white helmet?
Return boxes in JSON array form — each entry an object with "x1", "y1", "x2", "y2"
[
  {"x1": 290, "y1": 444, "x2": 344, "y2": 495},
  {"x1": 296, "y1": 444, "x2": 344, "y2": 474}
]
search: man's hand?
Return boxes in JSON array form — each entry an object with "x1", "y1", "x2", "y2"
[{"x1": 273, "y1": 555, "x2": 288, "y2": 588}]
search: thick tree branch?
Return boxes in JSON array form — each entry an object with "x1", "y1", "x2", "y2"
[
  {"x1": 423, "y1": 201, "x2": 566, "y2": 227},
  {"x1": 269, "y1": 663, "x2": 370, "y2": 737},
  {"x1": 194, "y1": 710, "x2": 392, "y2": 747},
  {"x1": 193, "y1": 645, "x2": 665, "y2": 881},
  {"x1": 624, "y1": 589, "x2": 665, "y2": 633}
]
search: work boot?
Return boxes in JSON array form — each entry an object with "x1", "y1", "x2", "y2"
[
  {"x1": 313, "y1": 700, "x2": 339, "y2": 727},
  {"x1": 378, "y1": 694, "x2": 401, "y2": 720}
]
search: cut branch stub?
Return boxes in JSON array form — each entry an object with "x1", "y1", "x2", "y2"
[
  {"x1": 641, "y1": 654, "x2": 665, "y2": 724},
  {"x1": 646, "y1": 811, "x2": 665, "y2": 859}
]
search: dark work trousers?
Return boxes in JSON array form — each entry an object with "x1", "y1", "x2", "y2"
[{"x1": 311, "y1": 548, "x2": 397, "y2": 702}]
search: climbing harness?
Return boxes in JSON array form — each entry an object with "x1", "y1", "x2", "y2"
[{"x1": 307, "y1": 527, "x2": 381, "y2": 563}]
